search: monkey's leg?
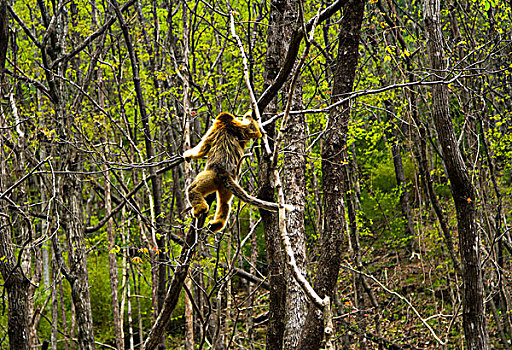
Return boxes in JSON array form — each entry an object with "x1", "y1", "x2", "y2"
[
  {"x1": 209, "y1": 186, "x2": 233, "y2": 232},
  {"x1": 186, "y1": 170, "x2": 218, "y2": 218}
]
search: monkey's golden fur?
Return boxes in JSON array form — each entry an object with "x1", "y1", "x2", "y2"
[{"x1": 184, "y1": 111, "x2": 285, "y2": 232}]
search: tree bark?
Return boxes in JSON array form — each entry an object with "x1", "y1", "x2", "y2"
[
  {"x1": 281, "y1": 1, "x2": 308, "y2": 347},
  {"x1": 0, "y1": 200, "x2": 31, "y2": 350},
  {"x1": 64, "y1": 168, "x2": 97, "y2": 350},
  {"x1": 104, "y1": 164, "x2": 124, "y2": 350},
  {"x1": 423, "y1": 0, "x2": 490, "y2": 348},
  {"x1": 51, "y1": 256, "x2": 59, "y2": 350},
  {"x1": 2, "y1": 272, "x2": 31, "y2": 350},
  {"x1": 298, "y1": 0, "x2": 365, "y2": 348},
  {"x1": 258, "y1": 0, "x2": 287, "y2": 348}
]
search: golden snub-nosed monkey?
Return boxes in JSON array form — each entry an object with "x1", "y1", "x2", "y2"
[{"x1": 184, "y1": 111, "x2": 291, "y2": 232}]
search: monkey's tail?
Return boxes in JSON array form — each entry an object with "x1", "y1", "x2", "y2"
[{"x1": 221, "y1": 173, "x2": 293, "y2": 212}]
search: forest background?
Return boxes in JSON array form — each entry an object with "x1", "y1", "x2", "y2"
[{"x1": 0, "y1": 0, "x2": 511, "y2": 348}]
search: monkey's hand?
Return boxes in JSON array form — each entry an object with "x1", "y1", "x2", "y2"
[
  {"x1": 242, "y1": 110, "x2": 254, "y2": 120},
  {"x1": 282, "y1": 204, "x2": 294, "y2": 212},
  {"x1": 183, "y1": 149, "x2": 195, "y2": 162}
]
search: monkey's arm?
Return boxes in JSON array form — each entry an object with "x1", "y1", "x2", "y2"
[
  {"x1": 183, "y1": 140, "x2": 211, "y2": 159},
  {"x1": 183, "y1": 127, "x2": 214, "y2": 159}
]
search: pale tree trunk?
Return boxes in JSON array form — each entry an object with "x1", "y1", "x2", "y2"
[
  {"x1": 51, "y1": 257, "x2": 59, "y2": 350},
  {"x1": 423, "y1": 0, "x2": 490, "y2": 348},
  {"x1": 121, "y1": 206, "x2": 135, "y2": 350},
  {"x1": 247, "y1": 209, "x2": 257, "y2": 350},
  {"x1": 281, "y1": 1, "x2": 308, "y2": 348},
  {"x1": 27, "y1": 247, "x2": 42, "y2": 349},
  {"x1": 70, "y1": 298, "x2": 76, "y2": 350},
  {"x1": 181, "y1": 2, "x2": 194, "y2": 347},
  {"x1": 224, "y1": 241, "x2": 233, "y2": 350},
  {"x1": 184, "y1": 277, "x2": 194, "y2": 350},
  {"x1": 59, "y1": 279, "x2": 69, "y2": 350},
  {"x1": 104, "y1": 162, "x2": 124, "y2": 350},
  {"x1": 298, "y1": 0, "x2": 365, "y2": 348}
]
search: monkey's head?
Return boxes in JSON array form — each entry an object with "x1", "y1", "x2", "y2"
[{"x1": 215, "y1": 112, "x2": 236, "y2": 124}]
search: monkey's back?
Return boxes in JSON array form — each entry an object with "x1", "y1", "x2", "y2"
[{"x1": 205, "y1": 123, "x2": 245, "y2": 178}]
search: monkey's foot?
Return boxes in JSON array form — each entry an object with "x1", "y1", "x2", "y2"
[
  {"x1": 209, "y1": 221, "x2": 225, "y2": 232},
  {"x1": 192, "y1": 203, "x2": 209, "y2": 218}
]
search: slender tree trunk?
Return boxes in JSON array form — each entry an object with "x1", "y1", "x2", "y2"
[
  {"x1": 423, "y1": 0, "x2": 490, "y2": 348},
  {"x1": 345, "y1": 159, "x2": 373, "y2": 349},
  {"x1": 51, "y1": 256, "x2": 59, "y2": 350},
  {"x1": 259, "y1": 0, "x2": 287, "y2": 348},
  {"x1": 412, "y1": 107, "x2": 461, "y2": 272},
  {"x1": 181, "y1": 4, "x2": 195, "y2": 347},
  {"x1": 184, "y1": 277, "x2": 194, "y2": 350},
  {"x1": 248, "y1": 209, "x2": 257, "y2": 350},
  {"x1": 299, "y1": 1, "x2": 365, "y2": 348},
  {"x1": 104, "y1": 162, "x2": 124, "y2": 350},
  {"x1": 141, "y1": 215, "x2": 206, "y2": 350}
]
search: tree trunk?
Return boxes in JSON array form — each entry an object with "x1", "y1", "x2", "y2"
[
  {"x1": 258, "y1": 0, "x2": 288, "y2": 348},
  {"x1": 299, "y1": 0, "x2": 365, "y2": 348},
  {"x1": 3, "y1": 273, "x2": 31, "y2": 350},
  {"x1": 184, "y1": 278, "x2": 194, "y2": 350},
  {"x1": 105, "y1": 164, "x2": 124, "y2": 350},
  {"x1": 0, "y1": 203, "x2": 31, "y2": 350},
  {"x1": 423, "y1": 0, "x2": 490, "y2": 348},
  {"x1": 281, "y1": 1, "x2": 308, "y2": 347},
  {"x1": 51, "y1": 256, "x2": 58, "y2": 350},
  {"x1": 64, "y1": 169, "x2": 97, "y2": 350}
]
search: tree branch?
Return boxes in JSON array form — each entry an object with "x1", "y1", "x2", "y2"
[{"x1": 256, "y1": 0, "x2": 348, "y2": 114}]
